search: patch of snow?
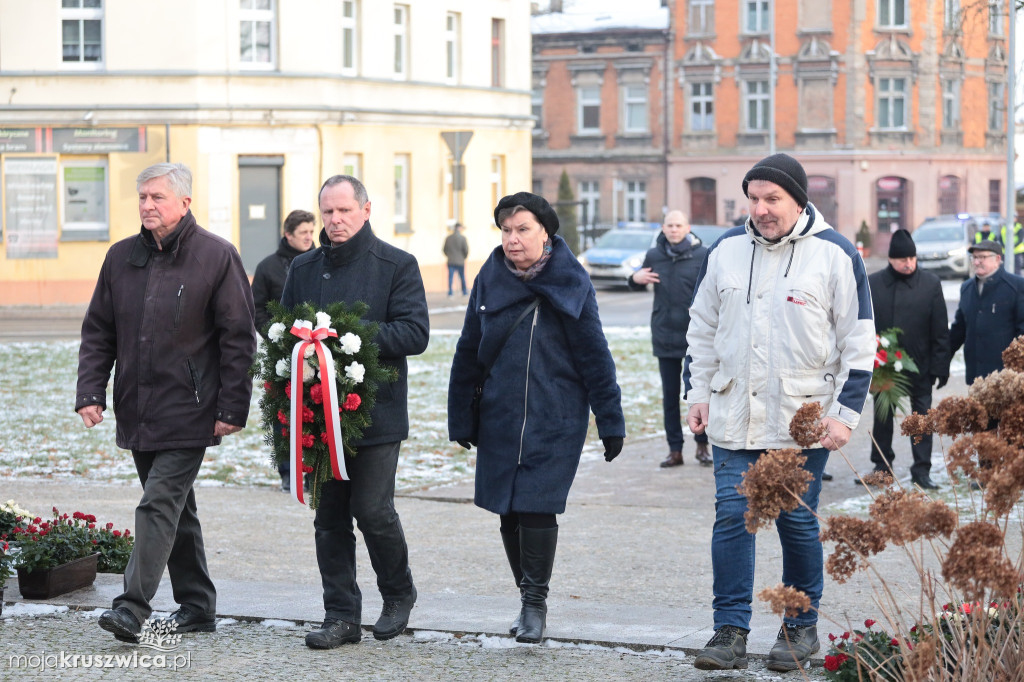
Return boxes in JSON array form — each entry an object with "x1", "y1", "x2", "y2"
[
  {"x1": 532, "y1": 0, "x2": 668, "y2": 34},
  {"x1": 1, "y1": 603, "x2": 69, "y2": 617},
  {"x1": 260, "y1": 618, "x2": 298, "y2": 628}
]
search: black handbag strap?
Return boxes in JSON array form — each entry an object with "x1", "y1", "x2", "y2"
[{"x1": 479, "y1": 298, "x2": 540, "y2": 385}]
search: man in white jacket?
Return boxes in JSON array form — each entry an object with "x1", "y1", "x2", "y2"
[{"x1": 684, "y1": 153, "x2": 875, "y2": 672}]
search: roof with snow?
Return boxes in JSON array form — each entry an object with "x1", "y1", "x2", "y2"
[{"x1": 532, "y1": 0, "x2": 668, "y2": 35}]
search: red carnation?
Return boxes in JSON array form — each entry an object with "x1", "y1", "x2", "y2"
[
  {"x1": 86, "y1": 514, "x2": 96, "y2": 523},
  {"x1": 342, "y1": 393, "x2": 361, "y2": 411},
  {"x1": 302, "y1": 406, "x2": 315, "y2": 423},
  {"x1": 281, "y1": 427, "x2": 289, "y2": 438},
  {"x1": 890, "y1": 638, "x2": 899, "y2": 647},
  {"x1": 106, "y1": 522, "x2": 114, "y2": 530},
  {"x1": 895, "y1": 350, "x2": 903, "y2": 360},
  {"x1": 277, "y1": 410, "x2": 289, "y2": 425},
  {"x1": 263, "y1": 381, "x2": 273, "y2": 392},
  {"x1": 113, "y1": 530, "x2": 122, "y2": 537},
  {"x1": 88, "y1": 523, "x2": 95, "y2": 529},
  {"x1": 824, "y1": 655, "x2": 841, "y2": 672},
  {"x1": 310, "y1": 384, "x2": 323, "y2": 405},
  {"x1": 320, "y1": 431, "x2": 329, "y2": 443},
  {"x1": 864, "y1": 619, "x2": 875, "y2": 628},
  {"x1": 302, "y1": 433, "x2": 315, "y2": 448},
  {"x1": 302, "y1": 465, "x2": 313, "y2": 473},
  {"x1": 284, "y1": 383, "x2": 292, "y2": 399}
]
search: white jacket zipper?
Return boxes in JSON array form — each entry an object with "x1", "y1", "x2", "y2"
[{"x1": 517, "y1": 304, "x2": 541, "y2": 465}]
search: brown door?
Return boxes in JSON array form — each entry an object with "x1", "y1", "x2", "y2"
[{"x1": 689, "y1": 177, "x2": 717, "y2": 224}]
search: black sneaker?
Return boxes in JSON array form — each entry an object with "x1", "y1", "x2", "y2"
[
  {"x1": 98, "y1": 607, "x2": 141, "y2": 643},
  {"x1": 693, "y1": 625, "x2": 749, "y2": 670},
  {"x1": 164, "y1": 605, "x2": 216, "y2": 633},
  {"x1": 305, "y1": 619, "x2": 361, "y2": 649},
  {"x1": 766, "y1": 624, "x2": 820, "y2": 672},
  {"x1": 372, "y1": 587, "x2": 417, "y2": 640}
]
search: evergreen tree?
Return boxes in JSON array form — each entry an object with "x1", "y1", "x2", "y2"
[{"x1": 556, "y1": 169, "x2": 579, "y2": 255}]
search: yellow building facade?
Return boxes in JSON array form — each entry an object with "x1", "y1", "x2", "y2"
[{"x1": 0, "y1": 0, "x2": 533, "y2": 304}]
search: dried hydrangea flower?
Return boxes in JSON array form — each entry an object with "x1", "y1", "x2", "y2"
[
  {"x1": 900, "y1": 412, "x2": 933, "y2": 445},
  {"x1": 968, "y1": 369, "x2": 1024, "y2": 422},
  {"x1": 942, "y1": 521, "x2": 1019, "y2": 601},
  {"x1": 820, "y1": 516, "x2": 887, "y2": 582},
  {"x1": 758, "y1": 583, "x2": 812, "y2": 617},
  {"x1": 930, "y1": 397, "x2": 989, "y2": 437},
  {"x1": 790, "y1": 402, "x2": 827, "y2": 448},
  {"x1": 1002, "y1": 336, "x2": 1024, "y2": 372},
  {"x1": 737, "y1": 449, "x2": 813, "y2": 533},
  {"x1": 869, "y1": 488, "x2": 956, "y2": 545},
  {"x1": 860, "y1": 470, "x2": 894, "y2": 488}
]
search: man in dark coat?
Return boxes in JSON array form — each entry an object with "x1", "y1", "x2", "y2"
[
  {"x1": 251, "y1": 209, "x2": 316, "y2": 335},
  {"x1": 442, "y1": 222, "x2": 469, "y2": 297},
  {"x1": 77, "y1": 162, "x2": 257, "y2": 642},
  {"x1": 950, "y1": 240, "x2": 1024, "y2": 385},
  {"x1": 867, "y1": 229, "x2": 950, "y2": 489},
  {"x1": 281, "y1": 175, "x2": 429, "y2": 649},
  {"x1": 628, "y1": 210, "x2": 711, "y2": 467}
]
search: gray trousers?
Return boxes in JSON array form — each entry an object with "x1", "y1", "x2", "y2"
[
  {"x1": 114, "y1": 447, "x2": 216, "y2": 624},
  {"x1": 314, "y1": 441, "x2": 414, "y2": 624}
]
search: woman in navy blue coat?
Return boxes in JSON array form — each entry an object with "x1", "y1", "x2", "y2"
[{"x1": 448, "y1": 192, "x2": 625, "y2": 644}]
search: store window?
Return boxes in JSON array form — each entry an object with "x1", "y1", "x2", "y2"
[{"x1": 61, "y1": 160, "x2": 109, "y2": 241}]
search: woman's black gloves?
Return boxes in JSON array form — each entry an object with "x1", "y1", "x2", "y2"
[{"x1": 602, "y1": 436, "x2": 623, "y2": 462}]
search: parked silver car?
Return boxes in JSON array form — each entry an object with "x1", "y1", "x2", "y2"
[{"x1": 912, "y1": 218, "x2": 970, "y2": 279}]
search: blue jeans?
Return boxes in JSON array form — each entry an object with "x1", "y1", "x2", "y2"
[
  {"x1": 658, "y1": 357, "x2": 708, "y2": 451},
  {"x1": 710, "y1": 446, "x2": 827, "y2": 630},
  {"x1": 447, "y1": 264, "x2": 467, "y2": 295}
]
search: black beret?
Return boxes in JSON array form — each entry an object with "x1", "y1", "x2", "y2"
[
  {"x1": 742, "y1": 153, "x2": 809, "y2": 208},
  {"x1": 494, "y1": 192, "x2": 559, "y2": 237}
]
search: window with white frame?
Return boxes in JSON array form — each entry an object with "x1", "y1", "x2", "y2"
[
  {"x1": 744, "y1": 0, "x2": 769, "y2": 33},
  {"x1": 989, "y1": 0, "x2": 1004, "y2": 35},
  {"x1": 342, "y1": 153, "x2": 362, "y2": 179},
  {"x1": 877, "y1": 77, "x2": 907, "y2": 128},
  {"x1": 393, "y1": 4, "x2": 409, "y2": 80},
  {"x1": 394, "y1": 154, "x2": 410, "y2": 231},
  {"x1": 578, "y1": 86, "x2": 601, "y2": 134},
  {"x1": 942, "y1": 78, "x2": 960, "y2": 129},
  {"x1": 625, "y1": 181, "x2": 647, "y2": 223},
  {"x1": 61, "y1": 0, "x2": 103, "y2": 66},
  {"x1": 240, "y1": 0, "x2": 275, "y2": 69},
  {"x1": 491, "y1": 18, "x2": 505, "y2": 87},
  {"x1": 689, "y1": 0, "x2": 714, "y2": 34},
  {"x1": 944, "y1": 0, "x2": 960, "y2": 30},
  {"x1": 988, "y1": 81, "x2": 1005, "y2": 131},
  {"x1": 878, "y1": 0, "x2": 907, "y2": 28},
  {"x1": 744, "y1": 80, "x2": 770, "y2": 131},
  {"x1": 622, "y1": 83, "x2": 648, "y2": 133},
  {"x1": 578, "y1": 180, "x2": 600, "y2": 227},
  {"x1": 490, "y1": 155, "x2": 505, "y2": 209},
  {"x1": 445, "y1": 12, "x2": 461, "y2": 84},
  {"x1": 690, "y1": 81, "x2": 714, "y2": 131},
  {"x1": 341, "y1": 0, "x2": 358, "y2": 75}
]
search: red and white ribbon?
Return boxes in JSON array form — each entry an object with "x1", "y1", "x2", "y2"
[{"x1": 289, "y1": 319, "x2": 348, "y2": 505}]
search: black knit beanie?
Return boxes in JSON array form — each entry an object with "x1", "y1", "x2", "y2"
[
  {"x1": 742, "y1": 153, "x2": 809, "y2": 208},
  {"x1": 494, "y1": 192, "x2": 560, "y2": 237},
  {"x1": 888, "y1": 229, "x2": 916, "y2": 258}
]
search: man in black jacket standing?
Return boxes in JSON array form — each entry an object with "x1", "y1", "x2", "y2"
[
  {"x1": 77, "y1": 162, "x2": 257, "y2": 642},
  {"x1": 281, "y1": 175, "x2": 429, "y2": 649},
  {"x1": 629, "y1": 210, "x2": 710, "y2": 467},
  {"x1": 867, "y1": 229, "x2": 950, "y2": 489},
  {"x1": 251, "y1": 209, "x2": 316, "y2": 335}
]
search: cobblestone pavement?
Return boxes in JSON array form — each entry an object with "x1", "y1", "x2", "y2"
[{"x1": 0, "y1": 606, "x2": 826, "y2": 681}]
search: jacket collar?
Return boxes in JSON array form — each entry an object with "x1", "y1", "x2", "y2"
[
  {"x1": 478, "y1": 235, "x2": 592, "y2": 319},
  {"x1": 127, "y1": 211, "x2": 196, "y2": 267},
  {"x1": 319, "y1": 221, "x2": 374, "y2": 268},
  {"x1": 276, "y1": 235, "x2": 307, "y2": 260},
  {"x1": 746, "y1": 203, "x2": 822, "y2": 247}
]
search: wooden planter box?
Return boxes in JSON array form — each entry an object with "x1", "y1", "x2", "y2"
[{"x1": 17, "y1": 553, "x2": 99, "y2": 599}]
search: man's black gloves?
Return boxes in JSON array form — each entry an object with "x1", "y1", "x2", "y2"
[
  {"x1": 932, "y1": 375, "x2": 948, "y2": 389},
  {"x1": 457, "y1": 440, "x2": 473, "y2": 450},
  {"x1": 602, "y1": 436, "x2": 623, "y2": 462}
]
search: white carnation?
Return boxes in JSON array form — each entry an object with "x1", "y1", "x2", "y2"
[
  {"x1": 303, "y1": 343, "x2": 316, "y2": 359},
  {"x1": 275, "y1": 358, "x2": 290, "y2": 378},
  {"x1": 344, "y1": 361, "x2": 365, "y2": 384},
  {"x1": 303, "y1": 359, "x2": 317, "y2": 384},
  {"x1": 879, "y1": 336, "x2": 890, "y2": 348},
  {"x1": 267, "y1": 322, "x2": 286, "y2": 342},
  {"x1": 315, "y1": 311, "x2": 332, "y2": 329},
  {"x1": 339, "y1": 332, "x2": 361, "y2": 354},
  {"x1": 894, "y1": 360, "x2": 903, "y2": 373}
]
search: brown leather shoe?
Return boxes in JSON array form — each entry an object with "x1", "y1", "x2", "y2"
[
  {"x1": 660, "y1": 450, "x2": 683, "y2": 467},
  {"x1": 695, "y1": 443, "x2": 712, "y2": 466}
]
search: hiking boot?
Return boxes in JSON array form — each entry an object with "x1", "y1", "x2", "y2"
[
  {"x1": 659, "y1": 450, "x2": 683, "y2": 468},
  {"x1": 164, "y1": 605, "x2": 216, "y2": 633},
  {"x1": 305, "y1": 619, "x2": 361, "y2": 649},
  {"x1": 766, "y1": 624, "x2": 820, "y2": 672},
  {"x1": 695, "y1": 443, "x2": 712, "y2": 466},
  {"x1": 373, "y1": 587, "x2": 417, "y2": 640},
  {"x1": 693, "y1": 625, "x2": 749, "y2": 670}
]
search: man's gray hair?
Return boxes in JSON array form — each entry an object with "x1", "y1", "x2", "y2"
[
  {"x1": 319, "y1": 175, "x2": 369, "y2": 206},
  {"x1": 137, "y1": 163, "x2": 192, "y2": 198}
]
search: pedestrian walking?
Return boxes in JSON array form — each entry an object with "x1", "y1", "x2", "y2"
[
  {"x1": 448, "y1": 191, "x2": 625, "y2": 644},
  {"x1": 628, "y1": 210, "x2": 711, "y2": 467},
  {"x1": 77, "y1": 162, "x2": 257, "y2": 642},
  {"x1": 281, "y1": 175, "x2": 429, "y2": 649},
  {"x1": 949, "y1": 239, "x2": 1024, "y2": 386},
  {"x1": 685, "y1": 153, "x2": 875, "y2": 672},
  {"x1": 867, "y1": 229, "x2": 950, "y2": 489},
  {"x1": 443, "y1": 222, "x2": 469, "y2": 296}
]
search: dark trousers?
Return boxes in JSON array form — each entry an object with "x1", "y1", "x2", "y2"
[
  {"x1": 314, "y1": 441, "x2": 414, "y2": 624},
  {"x1": 447, "y1": 264, "x2": 467, "y2": 295},
  {"x1": 659, "y1": 357, "x2": 708, "y2": 452},
  {"x1": 115, "y1": 447, "x2": 215, "y2": 624},
  {"x1": 871, "y1": 376, "x2": 933, "y2": 479}
]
